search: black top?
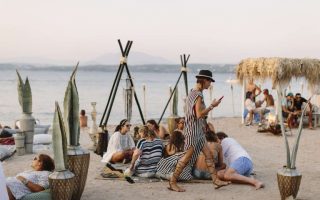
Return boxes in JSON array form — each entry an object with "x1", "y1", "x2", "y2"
[{"x1": 294, "y1": 97, "x2": 307, "y2": 111}]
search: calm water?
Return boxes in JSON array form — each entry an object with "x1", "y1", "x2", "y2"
[{"x1": 0, "y1": 68, "x2": 309, "y2": 127}]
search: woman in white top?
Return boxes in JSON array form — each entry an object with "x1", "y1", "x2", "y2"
[
  {"x1": 6, "y1": 154, "x2": 55, "y2": 200},
  {"x1": 245, "y1": 91, "x2": 264, "y2": 125},
  {"x1": 101, "y1": 119, "x2": 135, "y2": 164}
]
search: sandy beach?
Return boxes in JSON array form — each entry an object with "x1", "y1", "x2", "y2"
[{"x1": 2, "y1": 117, "x2": 320, "y2": 200}]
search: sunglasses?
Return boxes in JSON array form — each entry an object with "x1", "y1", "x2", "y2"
[
  {"x1": 178, "y1": 121, "x2": 185, "y2": 124},
  {"x1": 33, "y1": 157, "x2": 39, "y2": 161},
  {"x1": 126, "y1": 124, "x2": 132, "y2": 127}
]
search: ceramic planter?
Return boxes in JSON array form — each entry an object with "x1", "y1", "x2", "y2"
[{"x1": 49, "y1": 170, "x2": 75, "y2": 200}]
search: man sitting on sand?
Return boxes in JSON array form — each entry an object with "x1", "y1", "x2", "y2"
[{"x1": 216, "y1": 132, "x2": 264, "y2": 190}]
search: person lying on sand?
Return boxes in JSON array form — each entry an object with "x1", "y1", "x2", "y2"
[{"x1": 216, "y1": 132, "x2": 264, "y2": 190}]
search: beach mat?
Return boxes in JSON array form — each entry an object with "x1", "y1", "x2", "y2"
[{"x1": 96, "y1": 164, "x2": 215, "y2": 184}]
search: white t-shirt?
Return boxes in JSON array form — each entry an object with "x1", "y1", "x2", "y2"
[
  {"x1": 221, "y1": 138, "x2": 251, "y2": 166},
  {"x1": 101, "y1": 131, "x2": 135, "y2": 163}
]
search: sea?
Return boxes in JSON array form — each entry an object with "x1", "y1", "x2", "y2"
[{"x1": 0, "y1": 65, "x2": 310, "y2": 127}]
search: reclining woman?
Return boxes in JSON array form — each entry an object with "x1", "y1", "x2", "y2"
[
  {"x1": 128, "y1": 129, "x2": 163, "y2": 177},
  {"x1": 193, "y1": 130, "x2": 226, "y2": 179},
  {"x1": 6, "y1": 154, "x2": 55, "y2": 200},
  {"x1": 101, "y1": 119, "x2": 135, "y2": 164}
]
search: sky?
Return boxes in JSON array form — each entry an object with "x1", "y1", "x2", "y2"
[{"x1": 1, "y1": 0, "x2": 320, "y2": 64}]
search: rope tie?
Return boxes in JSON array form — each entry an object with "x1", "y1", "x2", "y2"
[
  {"x1": 181, "y1": 67, "x2": 187, "y2": 72},
  {"x1": 120, "y1": 57, "x2": 127, "y2": 64}
]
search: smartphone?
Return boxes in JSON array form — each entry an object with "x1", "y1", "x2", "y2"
[{"x1": 218, "y1": 96, "x2": 224, "y2": 101}]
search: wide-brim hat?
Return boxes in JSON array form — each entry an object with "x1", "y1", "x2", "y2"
[{"x1": 195, "y1": 69, "x2": 215, "y2": 82}]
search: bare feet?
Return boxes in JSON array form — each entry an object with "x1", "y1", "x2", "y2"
[
  {"x1": 213, "y1": 178, "x2": 229, "y2": 189},
  {"x1": 168, "y1": 182, "x2": 186, "y2": 192},
  {"x1": 254, "y1": 181, "x2": 264, "y2": 190}
]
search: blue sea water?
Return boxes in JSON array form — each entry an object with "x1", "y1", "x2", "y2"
[{"x1": 0, "y1": 67, "x2": 309, "y2": 127}]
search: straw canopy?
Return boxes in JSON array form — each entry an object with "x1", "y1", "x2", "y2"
[{"x1": 236, "y1": 57, "x2": 320, "y2": 93}]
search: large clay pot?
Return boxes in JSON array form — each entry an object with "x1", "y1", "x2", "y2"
[
  {"x1": 14, "y1": 130, "x2": 25, "y2": 156},
  {"x1": 277, "y1": 167, "x2": 302, "y2": 200},
  {"x1": 20, "y1": 113, "x2": 35, "y2": 153},
  {"x1": 49, "y1": 170, "x2": 75, "y2": 200},
  {"x1": 67, "y1": 146, "x2": 90, "y2": 200},
  {"x1": 167, "y1": 115, "x2": 180, "y2": 135}
]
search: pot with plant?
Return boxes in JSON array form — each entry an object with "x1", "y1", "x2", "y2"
[
  {"x1": 16, "y1": 70, "x2": 35, "y2": 154},
  {"x1": 276, "y1": 87, "x2": 311, "y2": 200},
  {"x1": 63, "y1": 63, "x2": 90, "y2": 200},
  {"x1": 49, "y1": 102, "x2": 75, "y2": 200}
]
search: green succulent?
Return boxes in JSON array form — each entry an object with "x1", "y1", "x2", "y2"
[
  {"x1": 63, "y1": 63, "x2": 80, "y2": 146},
  {"x1": 52, "y1": 102, "x2": 68, "y2": 171},
  {"x1": 16, "y1": 70, "x2": 32, "y2": 113}
]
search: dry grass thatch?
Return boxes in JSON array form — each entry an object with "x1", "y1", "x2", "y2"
[{"x1": 236, "y1": 57, "x2": 320, "y2": 93}]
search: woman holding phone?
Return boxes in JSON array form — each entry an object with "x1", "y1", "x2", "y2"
[{"x1": 163, "y1": 69, "x2": 228, "y2": 192}]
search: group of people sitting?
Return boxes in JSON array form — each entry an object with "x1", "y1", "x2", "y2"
[
  {"x1": 244, "y1": 80, "x2": 314, "y2": 129},
  {"x1": 101, "y1": 118, "x2": 264, "y2": 190},
  {"x1": 282, "y1": 92, "x2": 313, "y2": 129}
]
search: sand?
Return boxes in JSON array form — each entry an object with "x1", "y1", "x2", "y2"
[{"x1": 2, "y1": 117, "x2": 320, "y2": 200}]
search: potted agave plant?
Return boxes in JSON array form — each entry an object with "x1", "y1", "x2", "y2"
[
  {"x1": 49, "y1": 102, "x2": 75, "y2": 200},
  {"x1": 167, "y1": 86, "x2": 179, "y2": 135},
  {"x1": 63, "y1": 63, "x2": 90, "y2": 200},
  {"x1": 276, "y1": 87, "x2": 311, "y2": 200},
  {"x1": 16, "y1": 70, "x2": 35, "y2": 154}
]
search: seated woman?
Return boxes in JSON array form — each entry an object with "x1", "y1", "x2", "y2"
[
  {"x1": 193, "y1": 131, "x2": 226, "y2": 179},
  {"x1": 136, "y1": 125, "x2": 148, "y2": 149},
  {"x1": 6, "y1": 154, "x2": 55, "y2": 200},
  {"x1": 245, "y1": 91, "x2": 264, "y2": 125},
  {"x1": 128, "y1": 130, "x2": 164, "y2": 177},
  {"x1": 156, "y1": 130, "x2": 185, "y2": 180},
  {"x1": 164, "y1": 130, "x2": 185, "y2": 158},
  {"x1": 101, "y1": 119, "x2": 135, "y2": 164},
  {"x1": 175, "y1": 117, "x2": 185, "y2": 132},
  {"x1": 79, "y1": 109, "x2": 88, "y2": 128},
  {"x1": 146, "y1": 119, "x2": 169, "y2": 140}
]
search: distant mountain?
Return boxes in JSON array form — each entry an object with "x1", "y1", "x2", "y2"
[
  {"x1": 86, "y1": 51, "x2": 174, "y2": 65},
  {"x1": 0, "y1": 57, "x2": 76, "y2": 66}
]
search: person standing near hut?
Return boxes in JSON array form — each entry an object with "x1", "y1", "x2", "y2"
[{"x1": 165, "y1": 69, "x2": 228, "y2": 192}]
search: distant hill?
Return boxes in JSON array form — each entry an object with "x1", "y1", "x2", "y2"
[{"x1": 85, "y1": 51, "x2": 174, "y2": 65}]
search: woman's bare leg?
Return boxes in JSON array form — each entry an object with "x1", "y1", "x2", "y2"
[
  {"x1": 202, "y1": 144, "x2": 229, "y2": 189},
  {"x1": 168, "y1": 147, "x2": 194, "y2": 192},
  {"x1": 110, "y1": 151, "x2": 125, "y2": 163}
]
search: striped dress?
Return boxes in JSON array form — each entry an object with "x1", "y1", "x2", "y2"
[{"x1": 156, "y1": 89, "x2": 207, "y2": 180}]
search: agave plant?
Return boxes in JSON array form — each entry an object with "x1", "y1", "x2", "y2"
[
  {"x1": 276, "y1": 88, "x2": 311, "y2": 169},
  {"x1": 52, "y1": 102, "x2": 68, "y2": 171},
  {"x1": 63, "y1": 63, "x2": 80, "y2": 146},
  {"x1": 16, "y1": 70, "x2": 32, "y2": 113}
]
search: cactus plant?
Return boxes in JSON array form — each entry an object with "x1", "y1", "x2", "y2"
[
  {"x1": 63, "y1": 63, "x2": 80, "y2": 146},
  {"x1": 52, "y1": 102, "x2": 68, "y2": 171},
  {"x1": 16, "y1": 70, "x2": 32, "y2": 114}
]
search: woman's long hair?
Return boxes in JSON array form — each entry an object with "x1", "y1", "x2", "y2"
[
  {"x1": 169, "y1": 130, "x2": 185, "y2": 152},
  {"x1": 38, "y1": 154, "x2": 55, "y2": 171},
  {"x1": 115, "y1": 119, "x2": 128, "y2": 132},
  {"x1": 146, "y1": 119, "x2": 159, "y2": 130}
]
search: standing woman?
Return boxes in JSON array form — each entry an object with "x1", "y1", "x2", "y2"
[{"x1": 168, "y1": 70, "x2": 228, "y2": 192}]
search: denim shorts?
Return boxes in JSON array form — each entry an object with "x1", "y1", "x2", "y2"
[
  {"x1": 192, "y1": 168, "x2": 211, "y2": 180},
  {"x1": 230, "y1": 157, "x2": 253, "y2": 177}
]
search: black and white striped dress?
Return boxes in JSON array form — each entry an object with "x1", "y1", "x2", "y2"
[{"x1": 156, "y1": 89, "x2": 207, "y2": 180}]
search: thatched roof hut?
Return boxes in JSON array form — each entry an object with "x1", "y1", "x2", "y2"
[{"x1": 236, "y1": 57, "x2": 320, "y2": 93}]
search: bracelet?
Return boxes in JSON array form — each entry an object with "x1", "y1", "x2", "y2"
[
  {"x1": 21, "y1": 179, "x2": 29, "y2": 185},
  {"x1": 209, "y1": 105, "x2": 214, "y2": 110}
]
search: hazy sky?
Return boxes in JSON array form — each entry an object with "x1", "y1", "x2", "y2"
[{"x1": 1, "y1": 0, "x2": 320, "y2": 64}]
